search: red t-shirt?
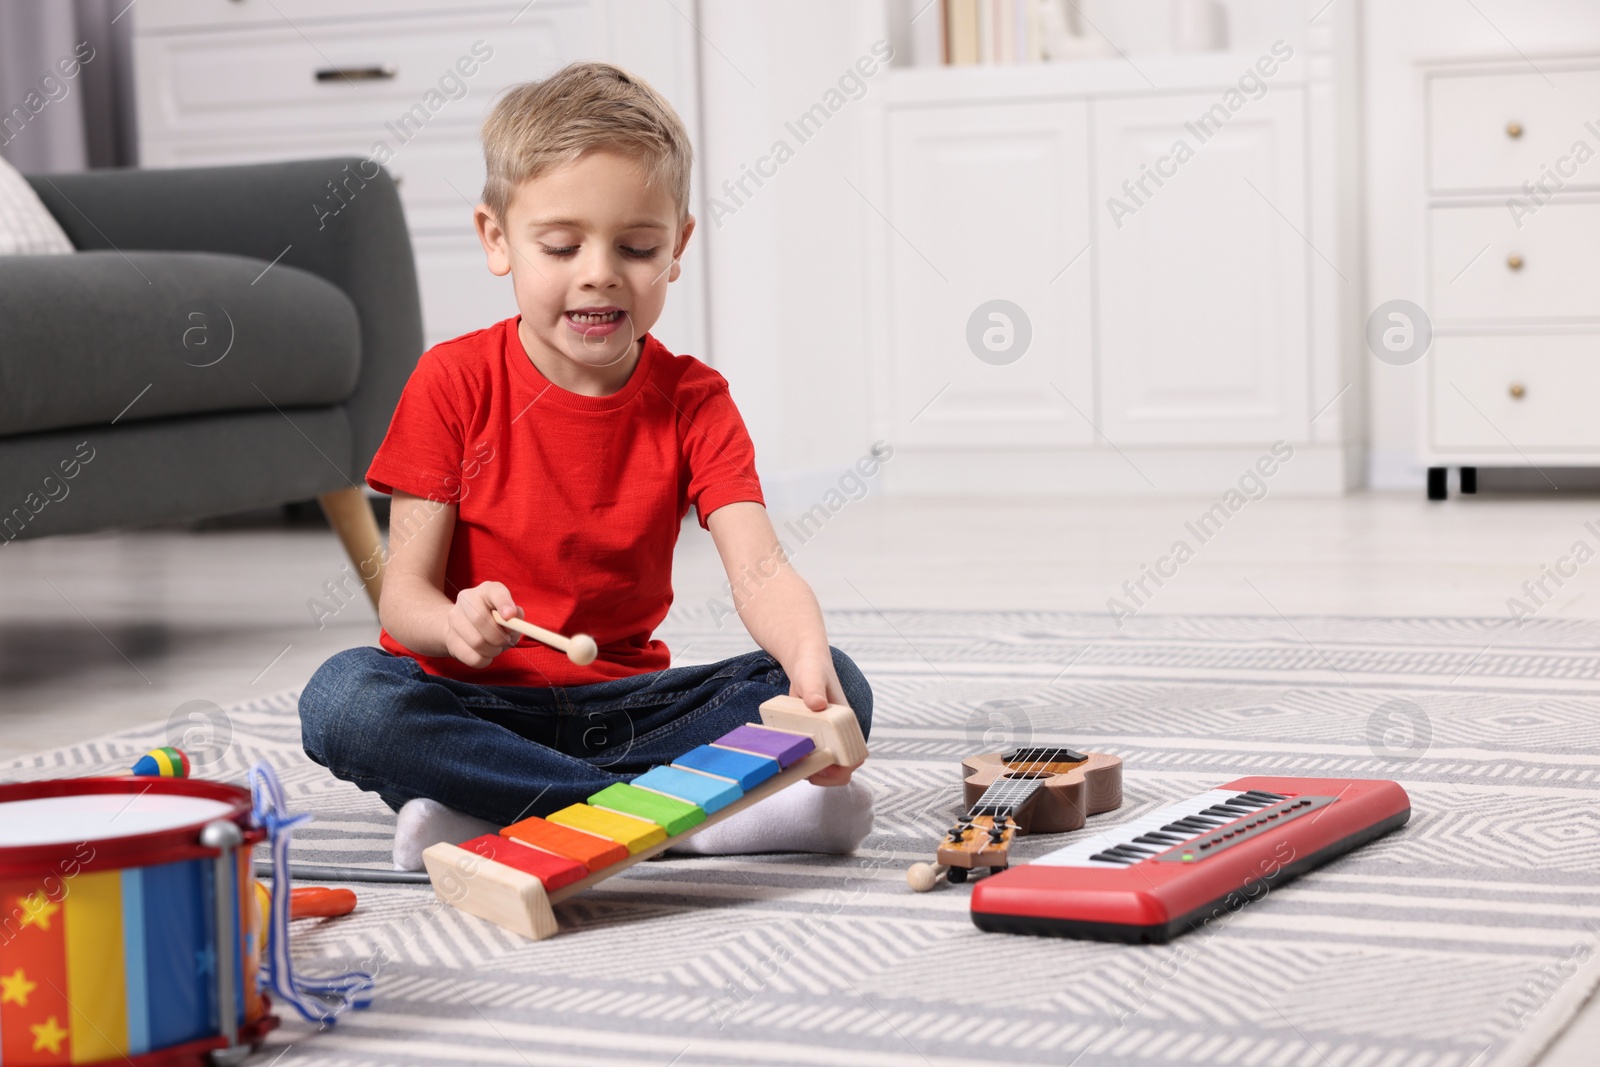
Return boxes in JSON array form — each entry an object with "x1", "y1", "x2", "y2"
[{"x1": 365, "y1": 317, "x2": 763, "y2": 687}]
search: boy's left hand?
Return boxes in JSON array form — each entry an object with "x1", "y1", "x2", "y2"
[{"x1": 787, "y1": 652, "x2": 857, "y2": 787}]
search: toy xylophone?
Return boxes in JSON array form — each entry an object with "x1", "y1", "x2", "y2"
[
  {"x1": 422, "y1": 695, "x2": 868, "y2": 940},
  {"x1": 970, "y1": 775, "x2": 1410, "y2": 943}
]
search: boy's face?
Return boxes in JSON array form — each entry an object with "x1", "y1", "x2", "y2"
[{"x1": 474, "y1": 149, "x2": 694, "y2": 381}]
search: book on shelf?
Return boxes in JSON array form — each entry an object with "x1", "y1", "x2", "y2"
[{"x1": 908, "y1": 0, "x2": 1114, "y2": 67}]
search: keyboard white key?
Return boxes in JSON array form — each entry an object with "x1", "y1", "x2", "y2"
[{"x1": 1033, "y1": 789, "x2": 1266, "y2": 868}]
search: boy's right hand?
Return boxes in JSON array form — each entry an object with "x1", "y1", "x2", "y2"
[{"x1": 441, "y1": 581, "x2": 523, "y2": 668}]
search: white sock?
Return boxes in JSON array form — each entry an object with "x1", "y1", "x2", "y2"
[
  {"x1": 392, "y1": 798, "x2": 498, "y2": 871},
  {"x1": 667, "y1": 779, "x2": 875, "y2": 857}
]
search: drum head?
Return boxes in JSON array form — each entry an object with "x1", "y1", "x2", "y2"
[
  {"x1": 0, "y1": 793, "x2": 236, "y2": 846},
  {"x1": 0, "y1": 777, "x2": 257, "y2": 875}
]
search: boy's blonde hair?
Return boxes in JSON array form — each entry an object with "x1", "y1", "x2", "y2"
[{"x1": 481, "y1": 61, "x2": 693, "y2": 222}]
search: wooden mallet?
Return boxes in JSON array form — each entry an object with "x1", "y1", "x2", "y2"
[{"x1": 491, "y1": 610, "x2": 598, "y2": 666}]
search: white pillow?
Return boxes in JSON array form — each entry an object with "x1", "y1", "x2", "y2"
[{"x1": 0, "y1": 154, "x2": 75, "y2": 254}]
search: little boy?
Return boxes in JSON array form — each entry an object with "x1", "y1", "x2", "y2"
[{"x1": 298, "y1": 62, "x2": 873, "y2": 870}]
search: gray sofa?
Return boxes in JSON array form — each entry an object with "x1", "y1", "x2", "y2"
[{"x1": 1, "y1": 158, "x2": 422, "y2": 604}]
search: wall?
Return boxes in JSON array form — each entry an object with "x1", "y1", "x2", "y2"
[{"x1": 696, "y1": 1, "x2": 886, "y2": 515}]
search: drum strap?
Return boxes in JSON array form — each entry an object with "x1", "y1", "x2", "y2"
[{"x1": 249, "y1": 762, "x2": 376, "y2": 1022}]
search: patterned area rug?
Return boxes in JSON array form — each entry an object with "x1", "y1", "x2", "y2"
[{"x1": 7, "y1": 609, "x2": 1600, "y2": 1067}]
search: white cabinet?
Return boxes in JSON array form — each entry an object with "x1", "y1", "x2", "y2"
[
  {"x1": 863, "y1": 31, "x2": 1361, "y2": 495},
  {"x1": 130, "y1": 0, "x2": 706, "y2": 354},
  {"x1": 884, "y1": 101, "x2": 1094, "y2": 448},
  {"x1": 1419, "y1": 56, "x2": 1600, "y2": 497},
  {"x1": 1094, "y1": 89, "x2": 1308, "y2": 444}
]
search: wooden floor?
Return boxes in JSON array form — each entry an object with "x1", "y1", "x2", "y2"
[
  {"x1": 7, "y1": 487, "x2": 1600, "y2": 757},
  {"x1": 2, "y1": 488, "x2": 1597, "y2": 1064}
]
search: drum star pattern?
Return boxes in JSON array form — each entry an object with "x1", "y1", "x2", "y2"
[{"x1": 0, "y1": 852, "x2": 260, "y2": 1066}]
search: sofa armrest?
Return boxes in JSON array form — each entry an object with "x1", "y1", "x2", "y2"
[{"x1": 28, "y1": 158, "x2": 422, "y2": 482}]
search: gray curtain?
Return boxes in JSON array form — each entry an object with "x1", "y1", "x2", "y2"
[{"x1": 0, "y1": 0, "x2": 136, "y2": 173}]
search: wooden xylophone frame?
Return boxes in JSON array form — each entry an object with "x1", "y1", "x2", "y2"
[{"x1": 422, "y1": 696, "x2": 869, "y2": 940}]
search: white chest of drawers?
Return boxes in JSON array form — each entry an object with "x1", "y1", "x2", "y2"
[
  {"x1": 130, "y1": 0, "x2": 706, "y2": 354},
  {"x1": 1420, "y1": 56, "x2": 1600, "y2": 500}
]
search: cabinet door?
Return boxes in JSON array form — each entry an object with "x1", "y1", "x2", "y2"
[
  {"x1": 1094, "y1": 89, "x2": 1309, "y2": 445},
  {"x1": 885, "y1": 101, "x2": 1094, "y2": 447}
]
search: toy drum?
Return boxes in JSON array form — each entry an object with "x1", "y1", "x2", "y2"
[{"x1": 0, "y1": 777, "x2": 276, "y2": 1066}]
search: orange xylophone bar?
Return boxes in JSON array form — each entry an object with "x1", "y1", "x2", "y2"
[{"x1": 421, "y1": 696, "x2": 869, "y2": 940}]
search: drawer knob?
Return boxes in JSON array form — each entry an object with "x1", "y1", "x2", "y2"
[
  {"x1": 1507, "y1": 121, "x2": 1524, "y2": 139},
  {"x1": 1509, "y1": 383, "x2": 1526, "y2": 399},
  {"x1": 1507, "y1": 254, "x2": 1524, "y2": 271}
]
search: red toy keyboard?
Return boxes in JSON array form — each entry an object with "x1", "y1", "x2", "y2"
[{"x1": 970, "y1": 776, "x2": 1410, "y2": 943}]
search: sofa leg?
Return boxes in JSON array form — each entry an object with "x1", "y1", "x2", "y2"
[{"x1": 317, "y1": 486, "x2": 384, "y2": 612}]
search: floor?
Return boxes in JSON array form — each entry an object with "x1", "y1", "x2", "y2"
[{"x1": 3, "y1": 488, "x2": 1599, "y2": 1063}]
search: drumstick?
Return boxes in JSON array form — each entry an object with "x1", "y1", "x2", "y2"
[
  {"x1": 253, "y1": 860, "x2": 430, "y2": 884},
  {"x1": 491, "y1": 610, "x2": 598, "y2": 666},
  {"x1": 906, "y1": 862, "x2": 949, "y2": 892}
]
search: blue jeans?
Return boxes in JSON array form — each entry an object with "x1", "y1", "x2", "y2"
[{"x1": 298, "y1": 645, "x2": 873, "y2": 827}]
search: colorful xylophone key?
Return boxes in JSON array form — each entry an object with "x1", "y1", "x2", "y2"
[
  {"x1": 630, "y1": 766, "x2": 741, "y2": 814},
  {"x1": 501, "y1": 816, "x2": 629, "y2": 873},
  {"x1": 422, "y1": 696, "x2": 869, "y2": 940}
]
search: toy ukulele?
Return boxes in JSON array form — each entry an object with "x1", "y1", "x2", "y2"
[{"x1": 908, "y1": 746, "x2": 1122, "y2": 890}]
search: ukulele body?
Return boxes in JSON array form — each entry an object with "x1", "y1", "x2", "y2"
[{"x1": 960, "y1": 751, "x2": 1123, "y2": 835}]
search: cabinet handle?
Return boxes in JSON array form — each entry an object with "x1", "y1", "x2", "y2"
[
  {"x1": 1506, "y1": 121, "x2": 1523, "y2": 138},
  {"x1": 1509, "y1": 383, "x2": 1526, "y2": 399},
  {"x1": 315, "y1": 66, "x2": 396, "y2": 83},
  {"x1": 1507, "y1": 254, "x2": 1524, "y2": 271}
]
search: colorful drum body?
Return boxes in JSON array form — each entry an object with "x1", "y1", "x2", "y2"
[{"x1": 0, "y1": 778, "x2": 275, "y2": 1066}]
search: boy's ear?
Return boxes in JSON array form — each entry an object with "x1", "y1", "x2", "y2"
[
  {"x1": 474, "y1": 203, "x2": 513, "y2": 277},
  {"x1": 669, "y1": 214, "x2": 696, "y2": 283}
]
